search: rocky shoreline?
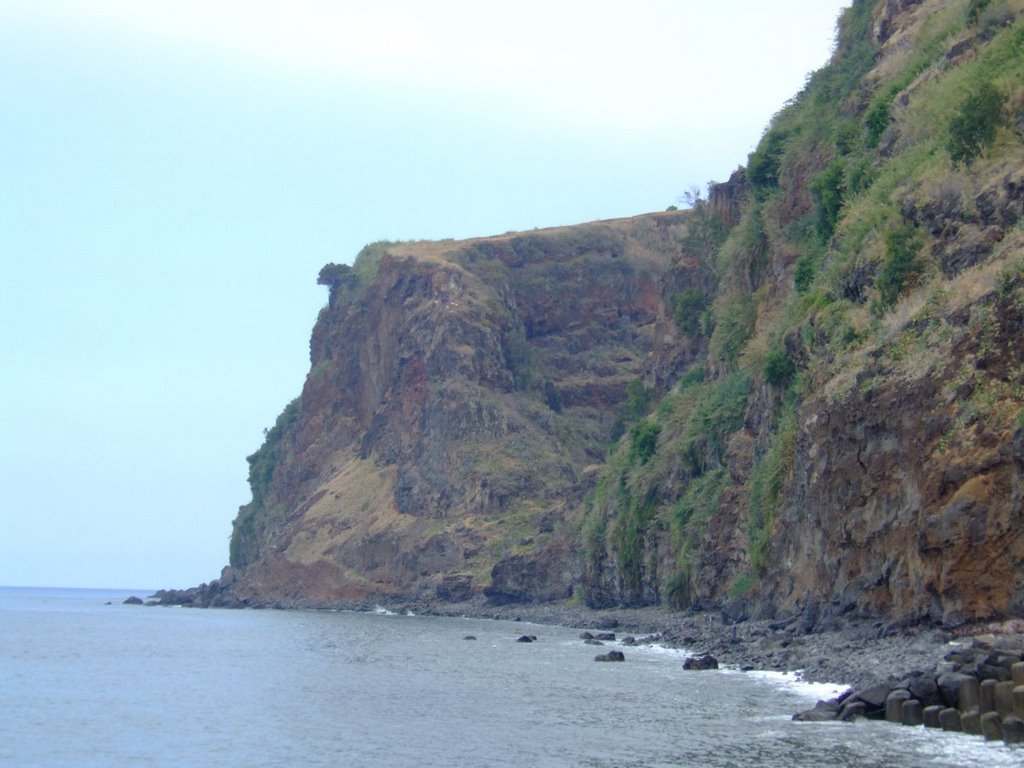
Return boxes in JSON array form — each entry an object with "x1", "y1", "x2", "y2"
[
  {"x1": 144, "y1": 581, "x2": 1010, "y2": 689},
  {"x1": 143, "y1": 584, "x2": 1024, "y2": 744}
]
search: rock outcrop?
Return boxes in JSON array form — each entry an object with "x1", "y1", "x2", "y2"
[
  {"x1": 179, "y1": 0, "x2": 1024, "y2": 636},
  {"x1": 223, "y1": 214, "x2": 700, "y2": 606}
]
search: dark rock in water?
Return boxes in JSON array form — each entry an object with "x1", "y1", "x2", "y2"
[
  {"x1": 922, "y1": 704, "x2": 943, "y2": 728},
  {"x1": 683, "y1": 654, "x2": 719, "y2": 671},
  {"x1": 579, "y1": 632, "x2": 594, "y2": 640},
  {"x1": 620, "y1": 636, "x2": 637, "y2": 646},
  {"x1": 962, "y1": 710, "x2": 983, "y2": 735},
  {"x1": 939, "y1": 707, "x2": 962, "y2": 732},
  {"x1": 594, "y1": 633, "x2": 616, "y2": 642},
  {"x1": 1002, "y1": 715, "x2": 1024, "y2": 744},
  {"x1": 123, "y1": 596, "x2": 144, "y2": 605},
  {"x1": 584, "y1": 639, "x2": 604, "y2": 646},
  {"x1": 850, "y1": 681, "x2": 892, "y2": 712},
  {"x1": 515, "y1": 635, "x2": 537, "y2": 643},
  {"x1": 793, "y1": 699, "x2": 839, "y2": 722},
  {"x1": 980, "y1": 678, "x2": 998, "y2": 713},
  {"x1": 838, "y1": 701, "x2": 866, "y2": 721},
  {"x1": 885, "y1": 690, "x2": 912, "y2": 723},
  {"x1": 901, "y1": 699, "x2": 924, "y2": 726},
  {"x1": 594, "y1": 650, "x2": 625, "y2": 662},
  {"x1": 981, "y1": 711, "x2": 1003, "y2": 741},
  {"x1": 463, "y1": 635, "x2": 477, "y2": 641}
]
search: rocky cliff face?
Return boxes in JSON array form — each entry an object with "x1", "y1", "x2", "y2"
[
  {"x1": 578, "y1": 0, "x2": 1024, "y2": 628},
  {"x1": 224, "y1": 215, "x2": 699, "y2": 606},
  {"x1": 211, "y1": 0, "x2": 1024, "y2": 629}
]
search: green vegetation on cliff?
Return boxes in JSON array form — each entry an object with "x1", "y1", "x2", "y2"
[
  {"x1": 225, "y1": 0, "x2": 1024, "y2": 625},
  {"x1": 583, "y1": 0, "x2": 1024, "y2": 619}
]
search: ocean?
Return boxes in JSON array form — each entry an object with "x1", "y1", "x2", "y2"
[{"x1": 0, "y1": 586, "x2": 1018, "y2": 767}]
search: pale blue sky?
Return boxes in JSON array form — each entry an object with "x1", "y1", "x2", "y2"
[{"x1": 0, "y1": 1, "x2": 850, "y2": 589}]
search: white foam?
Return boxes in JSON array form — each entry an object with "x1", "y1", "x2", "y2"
[{"x1": 737, "y1": 668, "x2": 848, "y2": 701}]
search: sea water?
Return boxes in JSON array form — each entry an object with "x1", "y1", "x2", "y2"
[{"x1": 0, "y1": 587, "x2": 1019, "y2": 767}]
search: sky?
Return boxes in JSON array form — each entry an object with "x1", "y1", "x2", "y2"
[{"x1": 0, "y1": 0, "x2": 851, "y2": 589}]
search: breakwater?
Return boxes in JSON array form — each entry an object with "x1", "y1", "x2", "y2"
[{"x1": 795, "y1": 635, "x2": 1024, "y2": 746}]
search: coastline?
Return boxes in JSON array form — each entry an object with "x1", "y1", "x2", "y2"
[
  {"x1": 146, "y1": 583, "x2": 1024, "y2": 713},
  {"x1": 399, "y1": 597, "x2": 955, "y2": 692}
]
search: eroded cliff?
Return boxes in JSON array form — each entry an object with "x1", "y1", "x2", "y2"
[
  {"x1": 225, "y1": 215, "x2": 700, "y2": 606},
  {"x1": 206, "y1": 0, "x2": 1024, "y2": 630}
]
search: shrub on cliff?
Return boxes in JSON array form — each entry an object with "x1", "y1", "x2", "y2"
[
  {"x1": 947, "y1": 80, "x2": 1005, "y2": 167},
  {"x1": 673, "y1": 288, "x2": 706, "y2": 336},
  {"x1": 874, "y1": 224, "x2": 923, "y2": 311},
  {"x1": 628, "y1": 420, "x2": 661, "y2": 465}
]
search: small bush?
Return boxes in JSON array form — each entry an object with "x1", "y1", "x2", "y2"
[
  {"x1": 709, "y1": 293, "x2": 757, "y2": 367},
  {"x1": 948, "y1": 81, "x2": 1005, "y2": 167},
  {"x1": 747, "y1": 128, "x2": 789, "y2": 190},
  {"x1": 624, "y1": 379, "x2": 655, "y2": 421},
  {"x1": 763, "y1": 347, "x2": 797, "y2": 387},
  {"x1": 794, "y1": 254, "x2": 817, "y2": 294},
  {"x1": 864, "y1": 93, "x2": 892, "y2": 148},
  {"x1": 875, "y1": 224, "x2": 924, "y2": 309},
  {"x1": 628, "y1": 420, "x2": 662, "y2": 465},
  {"x1": 811, "y1": 158, "x2": 847, "y2": 243},
  {"x1": 673, "y1": 288, "x2": 707, "y2": 336}
]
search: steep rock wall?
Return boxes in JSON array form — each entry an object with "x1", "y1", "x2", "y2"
[{"x1": 226, "y1": 213, "x2": 699, "y2": 606}]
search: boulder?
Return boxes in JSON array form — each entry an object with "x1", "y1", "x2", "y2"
[
  {"x1": 579, "y1": 632, "x2": 594, "y2": 640},
  {"x1": 584, "y1": 639, "x2": 604, "y2": 646},
  {"x1": 683, "y1": 654, "x2": 719, "y2": 671},
  {"x1": 1002, "y1": 716, "x2": 1024, "y2": 744},
  {"x1": 981, "y1": 712, "x2": 1003, "y2": 741},
  {"x1": 123, "y1": 596, "x2": 144, "y2": 605},
  {"x1": 463, "y1": 635, "x2": 477, "y2": 641},
  {"x1": 962, "y1": 710, "x2": 983, "y2": 735},
  {"x1": 851, "y1": 681, "x2": 893, "y2": 710},
  {"x1": 995, "y1": 680, "x2": 1016, "y2": 716},
  {"x1": 936, "y1": 672, "x2": 973, "y2": 708},
  {"x1": 594, "y1": 633, "x2": 616, "y2": 642},
  {"x1": 922, "y1": 705, "x2": 943, "y2": 728},
  {"x1": 907, "y1": 674, "x2": 942, "y2": 707},
  {"x1": 901, "y1": 699, "x2": 924, "y2": 726},
  {"x1": 1012, "y1": 662, "x2": 1024, "y2": 686},
  {"x1": 515, "y1": 635, "x2": 537, "y2": 643},
  {"x1": 793, "y1": 700, "x2": 839, "y2": 722},
  {"x1": 980, "y1": 679, "x2": 998, "y2": 713},
  {"x1": 595, "y1": 650, "x2": 625, "y2": 662},
  {"x1": 838, "y1": 701, "x2": 866, "y2": 722},
  {"x1": 958, "y1": 676, "x2": 981, "y2": 713},
  {"x1": 885, "y1": 690, "x2": 912, "y2": 723},
  {"x1": 939, "y1": 708, "x2": 962, "y2": 731}
]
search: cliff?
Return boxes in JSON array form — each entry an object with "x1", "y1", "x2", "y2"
[
  {"x1": 224, "y1": 215, "x2": 701, "y2": 606},
  {"x1": 204, "y1": 0, "x2": 1023, "y2": 630}
]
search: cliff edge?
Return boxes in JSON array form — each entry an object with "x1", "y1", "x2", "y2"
[{"x1": 186, "y1": 0, "x2": 1024, "y2": 631}]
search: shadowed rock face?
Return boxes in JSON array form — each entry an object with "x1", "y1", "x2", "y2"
[
  {"x1": 225, "y1": 213, "x2": 699, "y2": 606},
  {"x1": 766, "y1": 284, "x2": 1024, "y2": 626}
]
